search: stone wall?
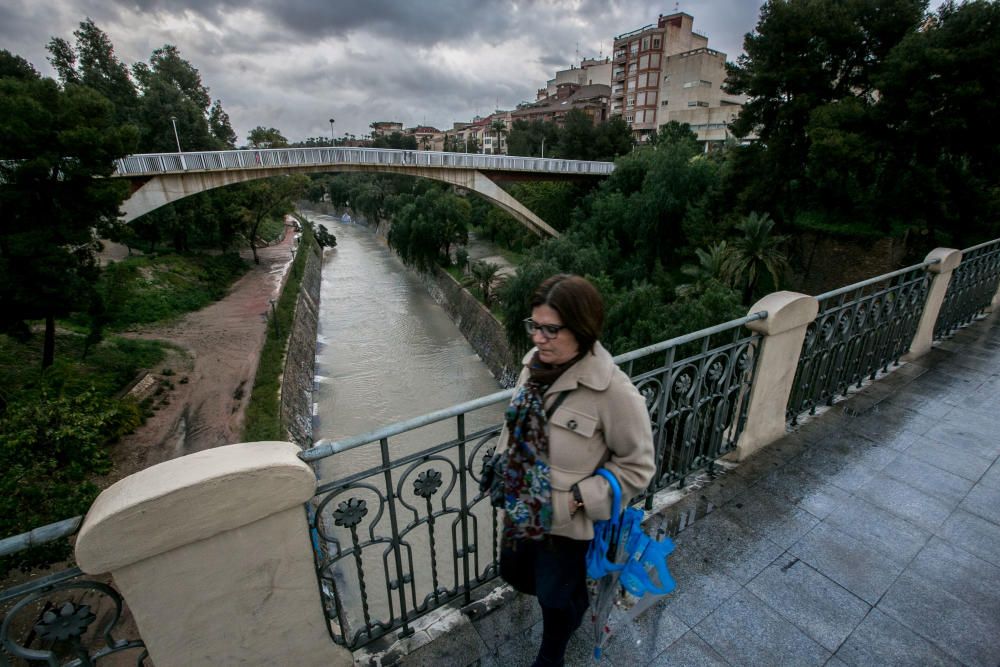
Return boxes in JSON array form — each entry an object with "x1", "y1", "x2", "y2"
[
  {"x1": 281, "y1": 239, "x2": 323, "y2": 447},
  {"x1": 417, "y1": 267, "x2": 520, "y2": 388}
]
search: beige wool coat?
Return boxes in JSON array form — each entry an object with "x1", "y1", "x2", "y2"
[{"x1": 497, "y1": 341, "x2": 656, "y2": 541}]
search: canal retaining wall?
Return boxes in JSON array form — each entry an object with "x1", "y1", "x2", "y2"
[
  {"x1": 418, "y1": 267, "x2": 520, "y2": 388},
  {"x1": 281, "y1": 233, "x2": 323, "y2": 447}
]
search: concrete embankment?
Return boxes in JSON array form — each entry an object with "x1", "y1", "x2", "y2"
[{"x1": 281, "y1": 224, "x2": 323, "y2": 447}]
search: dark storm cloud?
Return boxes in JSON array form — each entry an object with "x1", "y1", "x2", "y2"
[{"x1": 2, "y1": 0, "x2": 815, "y2": 142}]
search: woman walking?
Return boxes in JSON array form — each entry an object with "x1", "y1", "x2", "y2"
[{"x1": 496, "y1": 274, "x2": 655, "y2": 666}]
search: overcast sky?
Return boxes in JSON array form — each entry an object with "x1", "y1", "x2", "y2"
[{"x1": 0, "y1": 0, "x2": 940, "y2": 145}]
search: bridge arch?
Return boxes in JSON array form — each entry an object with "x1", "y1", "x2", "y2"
[{"x1": 115, "y1": 148, "x2": 615, "y2": 237}]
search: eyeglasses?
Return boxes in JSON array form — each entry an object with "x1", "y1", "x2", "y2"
[{"x1": 523, "y1": 318, "x2": 566, "y2": 339}]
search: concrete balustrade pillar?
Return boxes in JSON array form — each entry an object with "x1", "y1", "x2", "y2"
[
  {"x1": 75, "y1": 442, "x2": 350, "y2": 667},
  {"x1": 735, "y1": 291, "x2": 819, "y2": 460},
  {"x1": 904, "y1": 247, "x2": 962, "y2": 360}
]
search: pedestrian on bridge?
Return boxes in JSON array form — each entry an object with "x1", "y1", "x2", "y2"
[{"x1": 495, "y1": 274, "x2": 655, "y2": 666}]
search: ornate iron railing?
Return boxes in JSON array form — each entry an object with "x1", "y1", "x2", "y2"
[
  {"x1": 299, "y1": 312, "x2": 765, "y2": 649},
  {"x1": 786, "y1": 261, "x2": 936, "y2": 423},
  {"x1": 933, "y1": 239, "x2": 1000, "y2": 340},
  {"x1": 112, "y1": 147, "x2": 615, "y2": 178},
  {"x1": 0, "y1": 521, "x2": 147, "y2": 666}
]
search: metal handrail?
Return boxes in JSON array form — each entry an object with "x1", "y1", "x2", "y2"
[
  {"x1": 301, "y1": 310, "x2": 769, "y2": 462},
  {"x1": 814, "y1": 258, "x2": 941, "y2": 303},
  {"x1": 0, "y1": 516, "x2": 81, "y2": 558}
]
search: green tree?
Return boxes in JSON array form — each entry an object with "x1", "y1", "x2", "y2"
[
  {"x1": 132, "y1": 44, "x2": 216, "y2": 152},
  {"x1": 0, "y1": 70, "x2": 135, "y2": 367},
  {"x1": 676, "y1": 241, "x2": 733, "y2": 298},
  {"x1": 47, "y1": 19, "x2": 139, "y2": 127},
  {"x1": 490, "y1": 119, "x2": 507, "y2": 155},
  {"x1": 466, "y1": 260, "x2": 505, "y2": 307},
  {"x1": 247, "y1": 126, "x2": 288, "y2": 148},
  {"x1": 237, "y1": 175, "x2": 309, "y2": 263},
  {"x1": 208, "y1": 99, "x2": 237, "y2": 148},
  {"x1": 724, "y1": 212, "x2": 789, "y2": 304},
  {"x1": 725, "y1": 0, "x2": 927, "y2": 223}
]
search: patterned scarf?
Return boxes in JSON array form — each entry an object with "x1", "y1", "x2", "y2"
[{"x1": 501, "y1": 352, "x2": 581, "y2": 543}]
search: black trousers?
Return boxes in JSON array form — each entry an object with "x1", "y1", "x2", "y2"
[{"x1": 500, "y1": 535, "x2": 590, "y2": 667}]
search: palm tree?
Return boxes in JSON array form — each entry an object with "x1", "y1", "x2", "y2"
[
  {"x1": 725, "y1": 212, "x2": 789, "y2": 304},
  {"x1": 465, "y1": 260, "x2": 505, "y2": 308},
  {"x1": 490, "y1": 120, "x2": 507, "y2": 155},
  {"x1": 676, "y1": 240, "x2": 733, "y2": 298}
]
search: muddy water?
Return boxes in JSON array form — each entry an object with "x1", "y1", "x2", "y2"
[
  {"x1": 305, "y1": 210, "x2": 508, "y2": 635},
  {"x1": 310, "y1": 212, "x2": 505, "y2": 458}
]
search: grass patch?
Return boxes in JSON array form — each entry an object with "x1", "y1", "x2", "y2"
[
  {"x1": 258, "y1": 215, "x2": 288, "y2": 244},
  {"x1": 88, "y1": 252, "x2": 248, "y2": 330},
  {"x1": 242, "y1": 222, "x2": 316, "y2": 442},
  {"x1": 0, "y1": 333, "x2": 167, "y2": 405}
]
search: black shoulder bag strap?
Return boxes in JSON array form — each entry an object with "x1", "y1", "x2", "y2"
[{"x1": 545, "y1": 390, "x2": 571, "y2": 420}]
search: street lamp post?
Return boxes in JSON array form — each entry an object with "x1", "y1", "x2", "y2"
[
  {"x1": 329, "y1": 118, "x2": 335, "y2": 145},
  {"x1": 170, "y1": 116, "x2": 186, "y2": 170},
  {"x1": 541, "y1": 137, "x2": 546, "y2": 159}
]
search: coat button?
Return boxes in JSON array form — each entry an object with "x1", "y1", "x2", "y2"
[{"x1": 567, "y1": 419, "x2": 578, "y2": 430}]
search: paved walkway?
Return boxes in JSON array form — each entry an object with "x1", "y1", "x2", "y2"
[{"x1": 364, "y1": 313, "x2": 1000, "y2": 667}]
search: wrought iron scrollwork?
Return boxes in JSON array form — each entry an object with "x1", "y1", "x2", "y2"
[
  {"x1": 1, "y1": 576, "x2": 147, "y2": 666},
  {"x1": 787, "y1": 264, "x2": 931, "y2": 423},
  {"x1": 934, "y1": 240, "x2": 1000, "y2": 340}
]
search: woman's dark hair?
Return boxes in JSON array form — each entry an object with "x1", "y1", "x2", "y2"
[{"x1": 530, "y1": 274, "x2": 604, "y2": 354}]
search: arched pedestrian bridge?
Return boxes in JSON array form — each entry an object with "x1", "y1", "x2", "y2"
[{"x1": 113, "y1": 147, "x2": 616, "y2": 236}]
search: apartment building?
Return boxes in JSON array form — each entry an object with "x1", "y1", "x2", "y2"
[
  {"x1": 538, "y1": 57, "x2": 612, "y2": 101},
  {"x1": 514, "y1": 83, "x2": 611, "y2": 126},
  {"x1": 610, "y1": 12, "x2": 745, "y2": 145}
]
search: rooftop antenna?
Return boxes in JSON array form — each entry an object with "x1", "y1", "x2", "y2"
[
  {"x1": 674, "y1": 1, "x2": 679, "y2": 11},
  {"x1": 575, "y1": 41, "x2": 579, "y2": 65}
]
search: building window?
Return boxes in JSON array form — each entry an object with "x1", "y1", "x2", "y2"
[
  {"x1": 625, "y1": 113, "x2": 635, "y2": 123},
  {"x1": 647, "y1": 91, "x2": 657, "y2": 104},
  {"x1": 687, "y1": 100, "x2": 710, "y2": 107},
  {"x1": 639, "y1": 54, "x2": 649, "y2": 69},
  {"x1": 630, "y1": 41, "x2": 638, "y2": 55},
  {"x1": 661, "y1": 100, "x2": 669, "y2": 106},
  {"x1": 652, "y1": 37, "x2": 661, "y2": 49},
  {"x1": 626, "y1": 95, "x2": 635, "y2": 109}
]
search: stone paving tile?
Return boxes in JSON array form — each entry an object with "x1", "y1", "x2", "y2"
[
  {"x1": 904, "y1": 434, "x2": 996, "y2": 481},
  {"x1": 878, "y1": 570, "x2": 1000, "y2": 667},
  {"x1": 922, "y1": 421, "x2": 1000, "y2": 461},
  {"x1": 791, "y1": 437, "x2": 898, "y2": 493},
  {"x1": 843, "y1": 404, "x2": 939, "y2": 439},
  {"x1": 599, "y1": 604, "x2": 689, "y2": 665},
  {"x1": 881, "y1": 452, "x2": 975, "y2": 506},
  {"x1": 722, "y1": 486, "x2": 820, "y2": 549},
  {"x1": 485, "y1": 616, "x2": 594, "y2": 667},
  {"x1": 696, "y1": 589, "x2": 830, "y2": 667},
  {"x1": 659, "y1": 541, "x2": 742, "y2": 627},
  {"x1": 906, "y1": 537, "x2": 1000, "y2": 618},
  {"x1": 757, "y1": 465, "x2": 853, "y2": 520},
  {"x1": 678, "y1": 510, "x2": 786, "y2": 585},
  {"x1": 854, "y1": 472, "x2": 957, "y2": 532},
  {"x1": 789, "y1": 522, "x2": 904, "y2": 605},
  {"x1": 936, "y1": 509, "x2": 1000, "y2": 568},
  {"x1": 980, "y1": 459, "x2": 1000, "y2": 490},
  {"x1": 822, "y1": 496, "x2": 931, "y2": 565},
  {"x1": 958, "y1": 483, "x2": 1000, "y2": 525},
  {"x1": 647, "y1": 630, "x2": 730, "y2": 667},
  {"x1": 399, "y1": 620, "x2": 491, "y2": 667},
  {"x1": 834, "y1": 608, "x2": 961, "y2": 667},
  {"x1": 746, "y1": 556, "x2": 870, "y2": 652},
  {"x1": 470, "y1": 591, "x2": 540, "y2": 652}
]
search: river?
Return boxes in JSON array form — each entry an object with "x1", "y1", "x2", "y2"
[{"x1": 303, "y1": 209, "x2": 508, "y2": 636}]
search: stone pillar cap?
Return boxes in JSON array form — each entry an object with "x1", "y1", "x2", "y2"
[
  {"x1": 76, "y1": 442, "x2": 315, "y2": 573},
  {"x1": 746, "y1": 291, "x2": 818, "y2": 336},
  {"x1": 925, "y1": 247, "x2": 962, "y2": 274}
]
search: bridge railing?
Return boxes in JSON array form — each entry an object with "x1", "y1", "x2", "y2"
[
  {"x1": 297, "y1": 311, "x2": 765, "y2": 649},
  {"x1": 933, "y1": 238, "x2": 1000, "y2": 340},
  {"x1": 786, "y1": 259, "x2": 937, "y2": 423},
  {"x1": 0, "y1": 518, "x2": 147, "y2": 665},
  {"x1": 112, "y1": 147, "x2": 615, "y2": 177}
]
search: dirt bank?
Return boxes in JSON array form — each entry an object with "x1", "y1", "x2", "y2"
[{"x1": 105, "y1": 222, "x2": 296, "y2": 479}]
